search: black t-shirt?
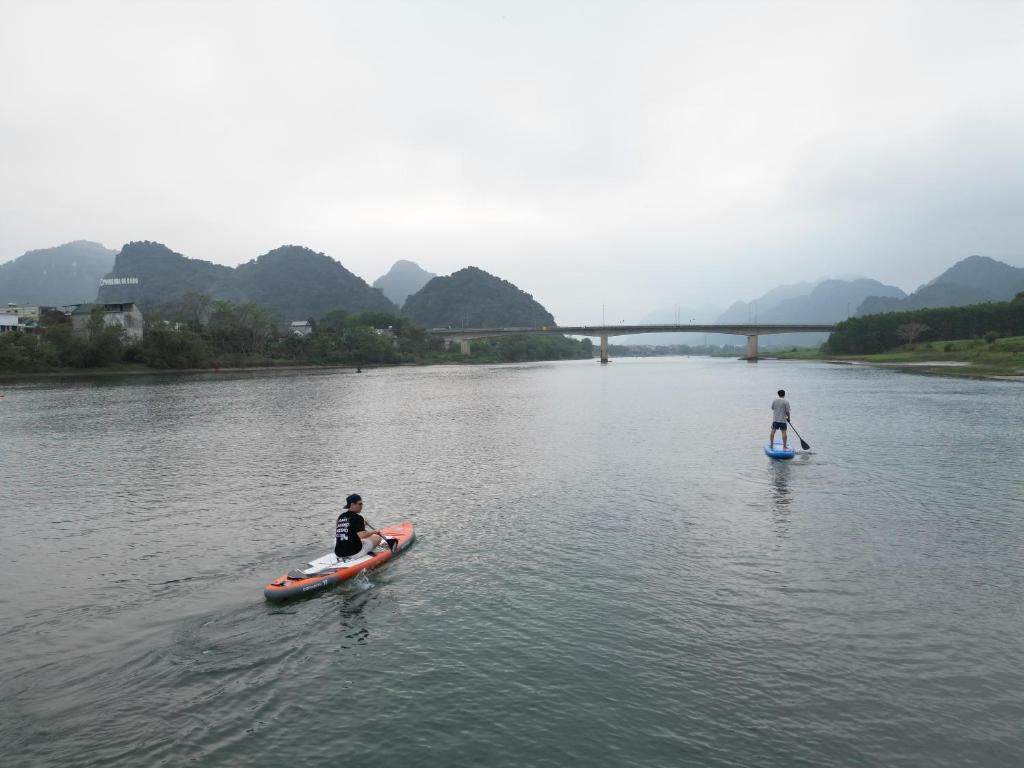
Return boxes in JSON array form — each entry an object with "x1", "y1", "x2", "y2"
[{"x1": 334, "y1": 510, "x2": 367, "y2": 556}]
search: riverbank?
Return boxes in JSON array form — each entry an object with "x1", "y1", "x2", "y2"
[
  {"x1": 0, "y1": 354, "x2": 583, "y2": 381},
  {"x1": 0, "y1": 361, "x2": 384, "y2": 380},
  {"x1": 769, "y1": 335, "x2": 1024, "y2": 380}
]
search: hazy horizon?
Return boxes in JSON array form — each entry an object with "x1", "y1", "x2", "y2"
[{"x1": 3, "y1": 1, "x2": 1023, "y2": 324}]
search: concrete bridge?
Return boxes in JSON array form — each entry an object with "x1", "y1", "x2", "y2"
[{"x1": 428, "y1": 323, "x2": 837, "y2": 362}]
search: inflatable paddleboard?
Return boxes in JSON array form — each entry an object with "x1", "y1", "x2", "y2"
[
  {"x1": 764, "y1": 442, "x2": 795, "y2": 459},
  {"x1": 264, "y1": 520, "x2": 415, "y2": 601}
]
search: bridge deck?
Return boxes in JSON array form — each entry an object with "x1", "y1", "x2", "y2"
[{"x1": 429, "y1": 323, "x2": 836, "y2": 339}]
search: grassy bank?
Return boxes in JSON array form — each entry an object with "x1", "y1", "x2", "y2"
[{"x1": 770, "y1": 336, "x2": 1024, "y2": 378}]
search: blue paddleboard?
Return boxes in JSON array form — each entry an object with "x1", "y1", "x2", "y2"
[{"x1": 764, "y1": 442, "x2": 795, "y2": 459}]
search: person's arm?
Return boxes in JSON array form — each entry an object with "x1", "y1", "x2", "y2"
[{"x1": 351, "y1": 514, "x2": 371, "y2": 539}]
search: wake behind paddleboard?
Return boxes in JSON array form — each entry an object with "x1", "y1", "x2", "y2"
[
  {"x1": 264, "y1": 520, "x2": 415, "y2": 601},
  {"x1": 764, "y1": 442, "x2": 795, "y2": 459}
]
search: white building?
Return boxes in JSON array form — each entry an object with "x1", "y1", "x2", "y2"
[
  {"x1": 4, "y1": 304, "x2": 40, "y2": 321},
  {"x1": 0, "y1": 313, "x2": 21, "y2": 333},
  {"x1": 289, "y1": 320, "x2": 313, "y2": 337},
  {"x1": 71, "y1": 303, "x2": 145, "y2": 342}
]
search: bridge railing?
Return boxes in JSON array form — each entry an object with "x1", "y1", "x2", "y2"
[
  {"x1": 426, "y1": 323, "x2": 836, "y2": 362},
  {"x1": 427, "y1": 323, "x2": 836, "y2": 339}
]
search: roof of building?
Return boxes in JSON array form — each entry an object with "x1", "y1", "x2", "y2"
[{"x1": 70, "y1": 302, "x2": 139, "y2": 315}]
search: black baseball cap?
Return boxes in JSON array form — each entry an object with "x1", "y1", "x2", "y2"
[{"x1": 345, "y1": 493, "x2": 362, "y2": 508}]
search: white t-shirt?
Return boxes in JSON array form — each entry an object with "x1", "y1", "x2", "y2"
[{"x1": 771, "y1": 398, "x2": 790, "y2": 423}]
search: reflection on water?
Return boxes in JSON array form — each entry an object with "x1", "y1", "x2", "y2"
[
  {"x1": 768, "y1": 460, "x2": 792, "y2": 507},
  {"x1": 768, "y1": 460, "x2": 792, "y2": 538},
  {"x1": 1, "y1": 360, "x2": 1023, "y2": 768}
]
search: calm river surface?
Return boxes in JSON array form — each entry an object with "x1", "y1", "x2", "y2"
[{"x1": 1, "y1": 358, "x2": 1022, "y2": 767}]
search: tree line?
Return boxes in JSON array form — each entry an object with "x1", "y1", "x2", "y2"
[
  {"x1": 0, "y1": 296, "x2": 592, "y2": 373},
  {"x1": 824, "y1": 292, "x2": 1024, "y2": 354}
]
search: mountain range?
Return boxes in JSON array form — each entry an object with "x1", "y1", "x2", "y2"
[
  {"x1": 625, "y1": 277, "x2": 906, "y2": 347},
  {"x1": 96, "y1": 241, "x2": 396, "y2": 320},
  {"x1": 0, "y1": 240, "x2": 547, "y2": 328},
  {"x1": 613, "y1": 255, "x2": 1022, "y2": 348},
  {"x1": 723, "y1": 278, "x2": 906, "y2": 347},
  {"x1": 2, "y1": 240, "x2": 1022, "y2": 341}
]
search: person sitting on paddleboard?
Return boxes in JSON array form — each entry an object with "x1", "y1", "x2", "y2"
[
  {"x1": 335, "y1": 494, "x2": 397, "y2": 560},
  {"x1": 769, "y1": 389, "x2": 791, "y2": 450}
]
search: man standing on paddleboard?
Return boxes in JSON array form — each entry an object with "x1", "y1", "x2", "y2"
[
  {"x1": 335, "y1": 494, "x2": 397, "y2": 560},
  {"x1": 770, "y1": 389, "x2": 791, "y2": 450}
]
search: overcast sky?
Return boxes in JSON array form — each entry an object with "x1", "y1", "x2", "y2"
[{"x1": 2, "y1": 0, "x2": 1023, "y2": 323}]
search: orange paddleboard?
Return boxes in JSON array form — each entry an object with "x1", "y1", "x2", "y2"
[{"x1": 264, "y1": 520, "x2": 415, "y2": 601}]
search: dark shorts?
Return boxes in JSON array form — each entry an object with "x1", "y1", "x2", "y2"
[{"x1": 771, "y1": 421, "x2": 787, "y2": 430}]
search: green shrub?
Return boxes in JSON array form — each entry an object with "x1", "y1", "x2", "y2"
[{"x1": 0, "y1": 333, "x2": 58, "y2": 371}]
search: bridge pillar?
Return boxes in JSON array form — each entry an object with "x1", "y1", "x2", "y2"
[
  {"x1": 599, "y1": 335, "x2": 609, "y2": 364},
  {"x1": 460, "y1": 339, "x2": 471, "y2": 355},
  {"x1": 746, "y1": 334, "x2": 758, "y2": 361}
]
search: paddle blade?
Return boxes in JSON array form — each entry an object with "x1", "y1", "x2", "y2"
[{"x1": 799, "y1": 438, "x2": 810, "y2": 450}]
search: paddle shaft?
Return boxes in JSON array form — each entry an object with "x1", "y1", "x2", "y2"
[
  {"x1": 365, "y1": 521, "x2": 398, "y2": 552},
  {"x1": 787, "y1": 419, "x2": 811, "y2": 450}
]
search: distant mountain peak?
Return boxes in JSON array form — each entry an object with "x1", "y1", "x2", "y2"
[
  {"x1": 926, "y1": 254, "x2": 1022, "y2": 287},
  {"x1": 373, "y1": 259, "x2": 436, "y2": 308}
]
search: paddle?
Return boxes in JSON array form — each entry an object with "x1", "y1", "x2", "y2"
[
  {"x1": 365, "y1": 520, "x2": 399, "y2": 553},
  {"x1": 787, "y1": 419, "x2": 810, "y2": 451}
]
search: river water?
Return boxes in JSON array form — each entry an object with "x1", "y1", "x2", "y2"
[{"x1": 1, "y1": 358, "x2": 1022, "y2": 767}]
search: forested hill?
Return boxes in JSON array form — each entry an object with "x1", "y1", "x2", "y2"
[
  {"x1": 857, "y1": 255, "x2": 1024, "y2": 315},
  {"x1": 0, "y1": 241, "x2": 116, "y2": 306},
  {"x1": 826, "y1": 292, "x2": 1024, "y2": 354},
  {"x1": 97, "y1": 242, "x2": 395, "y2": 320},
  {"x1": 97, "y1": 241, "x2": 239, "y2": 308},
  {"x1": 235, "y1": 246, "x2": 395, "y2": 321},
  {"x1": 373, "y1": 260, "x2": 436, "y2": 307},
  {"x1": 402, "y1": 266, "x2": 556, "y2": 327},
  {"x1": 930, "y1": 255, "x2": 1024, "y2": 295}
]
